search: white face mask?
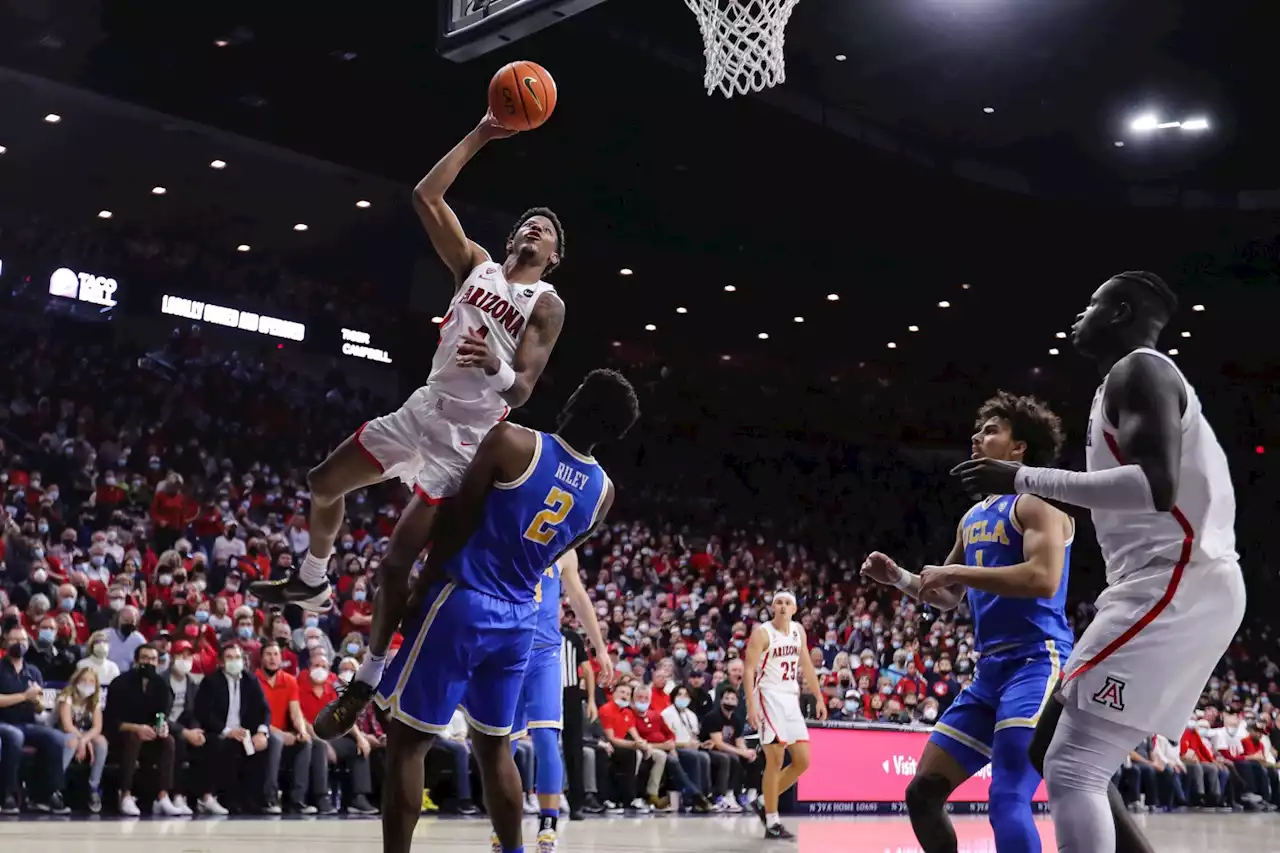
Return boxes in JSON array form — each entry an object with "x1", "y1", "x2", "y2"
[
  {"x1": 92, "y1": 643, "x2": 109, "y2": 659},
  {"x1": 339, "y1": 670, "x2": 354, "y2": 684},
  {"x1": 224, "y1": 659, "x2": 244, "y2": 677},
  {"x1": 171, "y1": 658, "x2": 192, "y2": 677},
  {"x1": 311, "y1": 667, "x2": 329, "y2": 683},
  {"x1": 76, "y1": 682, "x2": 97, "y2": 698}
]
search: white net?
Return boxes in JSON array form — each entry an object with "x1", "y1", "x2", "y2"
[{"x1": 683, "y1": 0, "x2": 801, "y2": 98}]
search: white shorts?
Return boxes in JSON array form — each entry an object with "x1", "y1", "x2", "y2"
[
  {"x1": 353, "y1": 387, "x2": 505, "y2": 502},
  {"x1": 757, "y1": 689, "x2": 808, "y2": 746},
  {"x1": 1061, "y1": 557, "x2": 1245, "y2": 740}
]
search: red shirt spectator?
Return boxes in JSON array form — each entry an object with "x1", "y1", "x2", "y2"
[
  {"x1": 599, "y1": 694, "x2": 639, "y2": 741},
  {"x1": 193, "y1": 505, "x2": 223, "y2": 540},
  {"x1": 258, "y1": 667, "x2": 302, "y2": 731},
  {"x1": 1180, "y1": 727, "x2": 1215, "y2": 763},
  {"x1": 151, "y1": 479, "x2": 196, "y2": 533},
  {"x1": 340, "y1": 587, "x2": 373, "y2": 638},
  {"x1": 634, "y1": 705, "x2": 675, "y2": 745},
  {"x1": 298, "y1": 675, "x2": 340, "y2": 723}
]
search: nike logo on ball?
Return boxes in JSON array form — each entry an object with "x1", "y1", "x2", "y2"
[{"x1": 522, "y1": 76, "x2": 543, "y2": 110}]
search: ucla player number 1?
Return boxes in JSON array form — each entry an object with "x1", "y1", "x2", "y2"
[{"x1": 523, "y1": 486, "x2": 576, "y2": 545}]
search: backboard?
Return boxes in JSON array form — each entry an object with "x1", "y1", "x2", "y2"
[{"x1": 438, "y1": 0, "x2": 612, "y2": 61}]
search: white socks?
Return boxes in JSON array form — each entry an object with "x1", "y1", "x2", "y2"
[
  {"x1": 766, "y1": 812, "x2": 780, "y2": 827},
  {"x1": 355, "y1": 652, "x2": 386, "y2": 688},
  {"x1": 299, "y1": 551, "x2": 331, "y2": 587}
]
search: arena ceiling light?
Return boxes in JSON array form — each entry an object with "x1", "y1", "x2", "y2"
[
  {"x1": 210, "y1": 159, "x2": 227, "y2": 169},
  {"x1": 151, "y1": 186, "x2": 167, "y2": 195},
  {"x1": 724, "y1": 284, "x2": 736, "y2": 292},
  {"x1": 644, "y1": 324, "x2": 656, "y2": 331},
  {"x1": 676, "y1": 306, "x2": 688, "y2": 314},
  {"x1": 44, "y1": 113, "x2": 61, "y2": 124},
  {"x1": 1168, "y1": 348, "x2": 1179, "y2": 356},
  {"x1": 356, "y1": 200, "x2": 371, "y2": 208},
  {"x1": 1192, "y1": 304, "x2": 1205, "y2": 312},
  {"x1": 1130, "y1": 113, "x2": 1211, "y2": 133},
  {"x1": 619, "y1": 268, "x2": 633, "y2": 276},
  {"x1": 720, "y1": 354, "x2": 731, "y2": 361},
  {"x1": 886, "y1": 342, "x2": 897, "y2": 349},
  {"x1": 1055, "y1": 331, "x2": 1067, "y2": 339},
  {"x1": 1049, "y1": 348, "x2": 1060, "y2": 356},
  {"x1": 293, "y1": 223, "x2": 308, "y2": 232},
  {"x1": 982, "y1": 106, "x2": 995, "y2": 114},
  {"x1": 937, "y1": 300, "x2": 951, "y2": 308},
  {"x1": 1114, "y1": 141, "x2": 1126, "y2": 148},
  {"x1": 611, "y1": 340, "x2": 621, "y2": 347},
  {"x1": 793, "y1": 316, "x2": 804, "y2": 323},
  {"x1": 1181, "y1": 330, "x2": 1191, "y2": 338},
  {"x1": 97, "y1": 210, "x2": 112, "y2": 219},
  {"x1": 960, "y1": 283, "x2": 971, "y2": 290},
  {"x1": 214, "y1": 39, "x2": 229, "y2": 47},
  {"x1": 908, "y1": 325, "x2": 919, "y2": 332},
  {"x1": 835, "y1": 54, "x2": 847, "y2": 62},
  {"x1": 430, "y1": 316, "x2": 444, "y2": 324},
  {"x1": 757, "y1": 332, "x2": 769, "y2": 340},
  {"x1": 826, "y1": 293, "x2": 839, "y2": 301},
  {"x1": 236, "y1": 244, "x2": 251, "y2": 252},
  {"x1": 0, "y1": 145, "x2": 6, "y2": 155}
]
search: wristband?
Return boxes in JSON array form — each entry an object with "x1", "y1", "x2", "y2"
[
  {"x1": 486, "y1": 360, "x2": 516, "y2": 393},
  {"x1": 890, "y1": 565, "x2": 913, "y2": 591}
]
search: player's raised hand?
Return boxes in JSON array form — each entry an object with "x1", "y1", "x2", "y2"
[
  {"x1": 860, "y1": 551, "x2": 902, "y2": 586},
  {"x1": 950, "y1": 458, "x2": 1021, "y2": 497},
  {"x1": 476, "y1": 110, "x2": 520, "y2": 140},
  {"x1": 455, "y1": 332, "x2": 500, "y2": 374}
]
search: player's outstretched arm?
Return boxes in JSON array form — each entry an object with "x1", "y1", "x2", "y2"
[
  {"x1": 919, "y1": 496, "x2": 1069, "y2": 600},
  {"x1": 412, "y1": 113, "x2": 511, "y2": 286},
  {"x1": 956, "y1": 352, "x2": 1185, "y2": 512}
]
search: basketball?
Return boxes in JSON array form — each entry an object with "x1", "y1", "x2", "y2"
[{"x1": 487, "y1": 61, "x2": 558, "y2": 131}]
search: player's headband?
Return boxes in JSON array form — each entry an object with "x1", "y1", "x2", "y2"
[{"x1": 771, "y1": 590, "x2": 797, "y2": 604}]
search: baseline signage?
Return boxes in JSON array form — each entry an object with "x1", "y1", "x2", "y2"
[
  {"x1": 796, "y1": 726, "x2": 1048, "y2": 813},
  {"x1": 49, "y1": 267, "x2": 119, "y2": 308},
  {"x1": 160, "y1": 294, "x2": 306, "y2": 342}
]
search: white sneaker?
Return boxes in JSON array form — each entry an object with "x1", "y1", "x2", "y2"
[
  {"x1": 559, "y1": 794, "x2": 570, "y2": 814},
  {"x1": 604, "y1": 800, "x2": 625, "y2": 814},
  {"x1": 629, "y1": 797, "x2": 651, "y2": 814},
  {"x1": 716, "y1": 795, "x2": 743, "y2": 813},
  {"x1": 152, "y1": 795, "x2": 184, "y2": 817},
  {"x1": 536, "y1": 828, "x2": 558, "y2": 853},
  {"x1": 524, "y1": 793, "x2": 539, "y2": 815},
  {"x1": 490, "y1": 832, "x2": 502, "y2": 853},
  {"x1": 119, "y1": 795, "x2": 141, "y2": 817},
  {"x1": 198, "y1": 795, "x2": 230, "y2": 816},
  {"x1": 172, "y1": 795, "x2": 194, "y2": 816}
]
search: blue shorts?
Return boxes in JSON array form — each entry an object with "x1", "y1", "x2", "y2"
[
  {"x1": 511, "y1": 644, "x2": 564, "y2": 737},
  {"x1": 374, "y1": 581, "x2": 537, "y2": 736},
  {"x1": 930, "y1": 639, "x2": 1069, "y2": 774}
]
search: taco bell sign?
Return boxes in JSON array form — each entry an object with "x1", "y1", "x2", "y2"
[{"x1": 49, "y1": 267, "x2": 119, "y2": 308}]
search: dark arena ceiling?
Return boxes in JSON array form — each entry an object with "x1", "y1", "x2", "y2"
[{"x1": 0, "y1": 0, "x2": 1277, "y2": 382}]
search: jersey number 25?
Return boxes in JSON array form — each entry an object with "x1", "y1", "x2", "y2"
[{"x1": 524, "y1": 486, "x2": 575, "y2": 546}]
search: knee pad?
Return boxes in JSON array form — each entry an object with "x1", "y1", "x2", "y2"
[{"x1": 531, "y1": 728, "x2": 563, "y2": 795}]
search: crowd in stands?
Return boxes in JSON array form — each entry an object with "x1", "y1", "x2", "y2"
[{"x1": 1, "y1": 315, "x2": 1278, "y2": 819}]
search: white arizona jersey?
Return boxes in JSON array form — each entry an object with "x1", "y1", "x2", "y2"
[
  {"x1": 756, "y1": 620, "x2": 803, "y2": 696},
  {"x1": 428, "y1": 258, "x2": 559, "y2": 423},
  {"x1": 1085, "y1": 347, "x2": 1237, "y2": 584}
]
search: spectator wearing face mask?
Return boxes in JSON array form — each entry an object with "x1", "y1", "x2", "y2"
[
  {"x1": 107, "y1": 604, "x2": 144, "y2": 674},
  {"x1": 700, "y1": 688, "x2": 752, "y2": 812},
  {"x1": 74, "y1": 623, "x2": 114, "y2": 677},
  {"x1": 10, "y1": 561, "x2": 55, "y2": 612},
  {"x1": 1178, "y1": 714, "x2": 1227, "y2": 809},
  {"x1": 190, "y1": 643, "x2": 271, "y2": 815},
  {"x1": 257, "y1": 641, "x2": 323, "y2": 814},
  {"x1": 27, "y1": 614, "x2": 78, "y2": 682},
  {"x1": 340, "y1": 577, "x2": 373, "y2": 638},
  {"x1": 213, "y1": 523, "x2": 246, "y2": 565},
  {"x1": 103, "y1": 643, "x2": 187, "y2": 816},
  {"x1": 294, "y1": 620, "x2": 334, "y2": 662},
  {"x1": 55, "y1": 582, "x2": 90, "y2": 643},
  {"x1": 296, "y1": 654, "x2": 377, "y2": 815},
  {"x1": 597, "y1": 682, "x2": 652, "y2": 813},
  {"x1": 57, "y1": 667, "x2": 107, "y2": 813},
  {"x1": 231, "y1": 609, "x2": 263, "y2": 670},
  {"x1": 0, "y1": 623, "x2": 71, "y2": 814},
  {"x1": 20, "y1": 592, "x2": 51, "y2": 638},
  {"x1": 660, "y1": 685, "x2": 714, "y2": 812}
]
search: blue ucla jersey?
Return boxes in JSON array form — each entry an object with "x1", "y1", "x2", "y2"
[
  {"x1": 960, "y1": 494, "x2": 1074, "y2": 653},
  {"x1": 444, "y1": 430, "x2": 609, "y2": 605},
  {"x1": 532, "y1": 558, "x2": 563, "y2": 649}
]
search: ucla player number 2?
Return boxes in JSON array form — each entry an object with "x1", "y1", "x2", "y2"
[{"x1": 523, "y1": 486, "x2": 576, "y2": 545}]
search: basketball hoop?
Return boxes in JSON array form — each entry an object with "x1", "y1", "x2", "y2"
[{"x1": 683, "y1": 0, "x2": 800, "y2": 98}]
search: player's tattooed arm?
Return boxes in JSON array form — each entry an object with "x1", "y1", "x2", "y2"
[
  {"x1": 501, "y1": 293, "x2": 565, "y2": 408},
  {"x1": 412, "y1": 117, "x2": 508, "y2": 286}
]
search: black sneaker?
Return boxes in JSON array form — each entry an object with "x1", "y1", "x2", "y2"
[
  {"x1": 754, "y1": 798, "x2": 767, "y2": 825},
  {"x1": 765, "y1": 824, "x2": 795, "y2": 840},
  {"x1": 314, "y1": 680, "x2": 375, "y2": 740},
  {"x1": 316, "y1": 795, "x2": 338, "y2": 815},
  {"x1": 456, "y1": 800, "x2": 480, "y2": 816},
  {"x1": 0, "y1": 794, "x2": 17, "y2": 815},
  {"x1": 348, "y1": 794, "x2": 378, "y2": 815},
  {"x1": 581, "y1": 794, "x2": 605, "y2": 814},
  {"x1": 248, "y1": 573, "x2": 332, "y2": 611},
  {"x1": 88, "y1": 791, "x2": 102, "y2": 814},
  {"x1": 693, "y1": 794, "x2": 713, "y2": 814}
]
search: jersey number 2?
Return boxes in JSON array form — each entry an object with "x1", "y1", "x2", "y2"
[{"x1": 524, "y1": 487, "x2": 575, "y2": 546}]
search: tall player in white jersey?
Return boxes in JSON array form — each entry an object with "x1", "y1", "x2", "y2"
[
  {"x1": 252, "y1": 111, "x2": 567, "y2": 703},
  {"x1": 743, "y1": 591, "x2": 826, "y2": 840},
  {"x1": 953, "y1": 270, "x2": 1245, "y2": 853}
]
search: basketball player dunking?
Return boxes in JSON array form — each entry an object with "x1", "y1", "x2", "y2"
[
  {"x1": 509, "y1": 547, "x2": 612, "y2": 853},
  {"x1": 954, "y1": 271, "x2": 1245, "y2": 853},
  {"x1": 349, "y1": 369, "x2": 637, "y2": 853},
  {"x1": 251, "y1": 111, "x2": 567, "y2": 706},
  {"x1": 743, "y1": 590, "x2": 825, "y2": 840},
  {"x1": 863, "y1": 392, "x2": 1074, "y2": 853}
]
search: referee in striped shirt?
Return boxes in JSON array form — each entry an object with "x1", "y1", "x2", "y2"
[{"x1": 561, "y1": 624, "x2": 592, "y2": 819}]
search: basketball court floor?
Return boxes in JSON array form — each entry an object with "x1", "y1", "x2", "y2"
[{"x1": 1, "y1": 812, "x2": 1274, "y2": 852}]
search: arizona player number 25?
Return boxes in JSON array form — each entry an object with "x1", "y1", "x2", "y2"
[{"x1": 523, "y1": 486, "x2": 576, "y2": 545}]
